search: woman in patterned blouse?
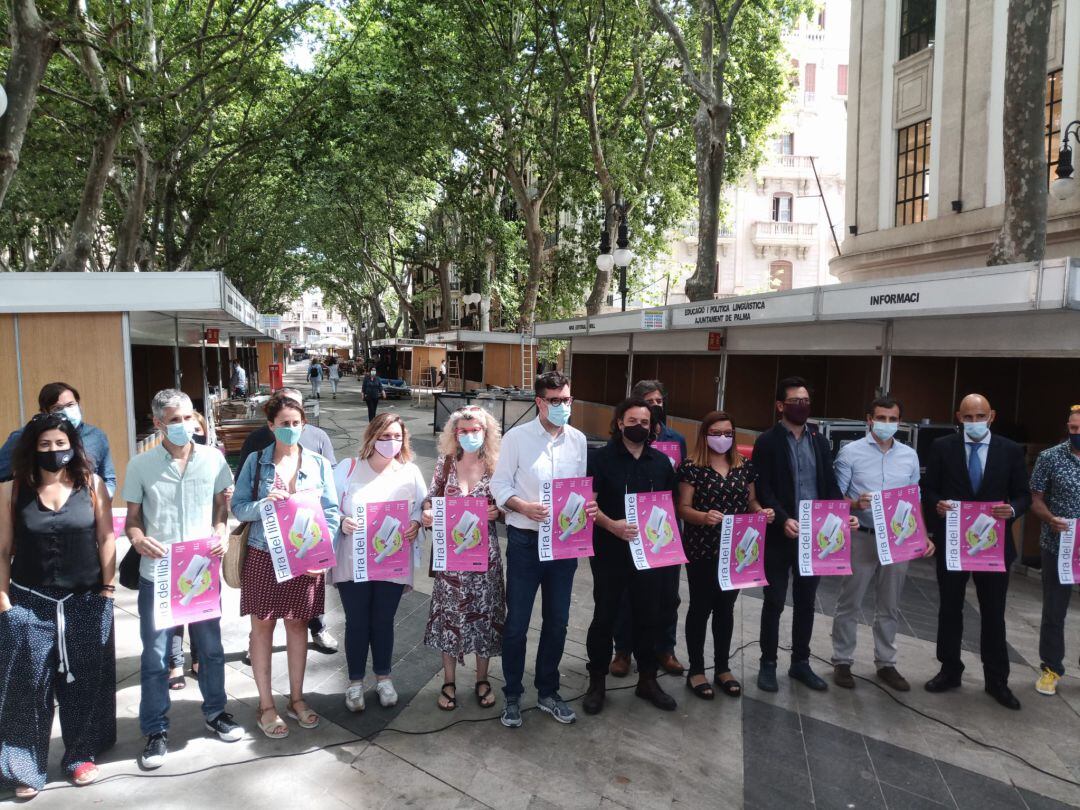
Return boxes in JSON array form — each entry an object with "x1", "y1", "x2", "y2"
[
  {"x1": 676, "y1": 411, "x2": 773, "y2": 699},
  {"x1": 421, "y1": 407, "x2": 505, "y2": 711}
]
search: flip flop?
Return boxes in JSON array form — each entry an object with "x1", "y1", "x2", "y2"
[
  {"x1": 438, "y1": 682, "x2": 457, "y2": 711},
  {"x1": 71, "y1": 762, "x2": 99, "y2": 786},
  {"x1": 286, "y1": 702, "x2": 320, "y2": 729},
  {"x1": 257, "y1": 707, "x2": 289, "y2": 738},
  {"x1": 475, "y1": 680, "x2": 495, "y2": 708},
  {"x1": 168, "y1": 675, "x2": 186, "y2": 691}
]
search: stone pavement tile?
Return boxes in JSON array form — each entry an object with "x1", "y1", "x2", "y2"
[
  {"x1": 342, "y1": 742, "x2": 488, "y2": 809},
  {"x1": 935, "y1": 760, "x2": 1030, "y2": 809},
  {"x1": 864, "y1": 736, "x2": 954, "y2": 805},
  {"x1": 879, "y1": 783, "x2": 954, "y2": 809},
  {"x1": 1016, "y1": 786, "x2": 1080, "y2": 810},
  {"x1": 810, "y1": 781, "x2": 886, "y2": 810}
]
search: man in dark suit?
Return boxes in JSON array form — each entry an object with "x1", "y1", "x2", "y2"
[
  {"x1": 922, "y1": 393, "x2": 1031, "y2": 709},
  {"x1": 753, "y1": 377, "x2": 852, "y2": 692}
]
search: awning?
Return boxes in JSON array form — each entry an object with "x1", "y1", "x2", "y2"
[{"x1": 425, "y1": 329, "x2": 536, "y2": 346}]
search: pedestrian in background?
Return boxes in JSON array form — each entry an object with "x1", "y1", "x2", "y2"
[
  {"x1": 333, "y1": 413, "x2": 426, "y2": 713},
  {"x1": 362, "y1": 367, "x2": 385, "y2": 421},
  {"x1": 0, "y1": 412, "x2": 116, "y2": 797},
  {"x1": 421, "y1": 406, "x2": 505, "y2": 711},
  {"x1": 328, "y1": 357, "x2": 341, "y2": 398},
  {"x1": 232, "y1": 394, "x2": 339, "y2": 738}
]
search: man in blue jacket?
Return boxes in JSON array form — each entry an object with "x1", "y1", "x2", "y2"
[{"x1": 0, "y1": 381, "x2": 116, "y2": 496}]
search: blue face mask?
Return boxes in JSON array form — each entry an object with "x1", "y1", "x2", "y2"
[
  {"x1": 274, "y1": 425, "x2": 303, "y2": 446},
  {"x1": 545, "y1": 403, "x2": 571, "y2": 427},
  {"x1": 870, "y1": 421, "x2": 898, "y2": 441},
  {"x1": 458, "y1": 431, "x2": 484, "y2": 453},
  {"x1": 963, "y1": 420, "x2": 990, "y2": 441},
  {"x1": 61, "y1": 404, "x2": 83, "y2": 429},
  {"x1": 165, "y1": 421, "x2": 196, "y2": 446},
  {"x1": 1069, "y1": 434, "x2": 1080, "y2": 452}
]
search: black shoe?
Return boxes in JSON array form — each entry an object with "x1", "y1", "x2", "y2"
[
  {"x1": 583, "y1": 673, "x2": 606, "y2": 715},
  {"x1": 985, "y1": 681, "x2": 1021, "y2": 710},
  {"x1": 757, "y1": 661, "x2": 779, "y2": 693},
  {"x1": 788, "y1": 660, "x2": 828, "y2": 691},
  {"x1": 833, "y1": 664, "x2": 855, "y2": 689},
  {"x1": 140, "y1": 732, "x2": 168, "y2": 770},
  {"x1": 206, "y1": 711, "x2": 244, "y2": 741},
  {"x1": 924, "y1": 669, "x2": 963, "y2": 693},
  {"x1": 635, "y1": 676, "x2": 677, "y2": 711}
]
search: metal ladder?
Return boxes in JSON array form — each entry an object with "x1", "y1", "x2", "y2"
[{"x1": 520, "y1": 323, "x2": 536, "y2": 391}]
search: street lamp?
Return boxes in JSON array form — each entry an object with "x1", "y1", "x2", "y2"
[
  {"x1": 595, "y1": 203, "x2": 635, "y2": 311},
  {"x1": 1050, "y1": 119, "x2": 1080, "y2": 202}
]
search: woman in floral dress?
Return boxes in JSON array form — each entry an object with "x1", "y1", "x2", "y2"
[{"x1": 421, "y1": 406, "x2": 505, "y2": 710}]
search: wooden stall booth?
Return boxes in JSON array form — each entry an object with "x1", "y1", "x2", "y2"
[
  {"x1": 371, "y1": 338, "x2": 448, "y2": 388},
  {"x1": 424, "y1": 329, "x2": 538, "y2": 393},
  {"x1": 0, "y1": 272, "x2": 272, "y2": 503}
]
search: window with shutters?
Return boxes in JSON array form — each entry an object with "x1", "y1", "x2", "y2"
[{"x1": 772, "y1": 193, "x2": 793, "y2": 223}]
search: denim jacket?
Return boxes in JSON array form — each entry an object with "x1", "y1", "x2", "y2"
[{"x1": 231, "y1": 444, "x2": 340, "y2": 551}]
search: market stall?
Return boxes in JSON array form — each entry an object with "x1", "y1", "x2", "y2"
[{"x1": 424, "y1": 329, "x2": 538, "y2": 392}]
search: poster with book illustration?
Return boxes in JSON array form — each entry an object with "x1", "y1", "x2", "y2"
[
  {"x1": 431, "y1": 496, "x2": 490, "y2": 572},
  {"x1": 152, "y1": 537, "x2": 222, "y2": 631},
  {"x1": 625, "y1": 491, "x2": 688, "y2": 571},
  {"x1": 718, "y1": 513, "x2": 767, "y2": 591},
  {"x1": 797, "y1": 500, "x2": 852, "y2": 576},
  {"x1": 1056, "y1": 519, "x2": 1080, "y2": 585},
  {"x1": 869, "y1": 485, "x2": 929, "y2": 565},
  {"x1": 944, "y1": 501, "x2": 1006, "y2": 572},
  {"x1": 259, "y1": 490, "x2": 336, "y2": 583},
  {"x1": 353, "y1": 499, "x2": 412, "y2": 581},
  {"x1": 539, "y1": 477, "x2": 595, "y2": 561}
]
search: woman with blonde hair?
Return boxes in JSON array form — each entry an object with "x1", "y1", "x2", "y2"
[
  {"x1": 675, "y1": 411, "x2": 773, "y2": 700},
  {"x1": 332, "y1": 413, "x2": 426, "y2": 713},
  {"x1": 421, "y1": 406, "x2": 505, "y2": 710}
]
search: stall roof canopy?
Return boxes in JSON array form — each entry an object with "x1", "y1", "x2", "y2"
[
  {"x1": 370, "y1": 337, "x2": 452, "y2": 351},
  {"x1": 0, "y1": 271, "x2": 269, "y2": 344},
  {"x1": 425, "y1": 329, "x2": 537, "y2": 346},
  {"x1": 535, "y1": 258, "x2": 1080, "y2": 338}
]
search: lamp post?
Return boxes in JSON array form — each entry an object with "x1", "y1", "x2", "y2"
[
  {"x1": 595, "y1": 202, "x2": 635, "y2": 311},
  {"x1": 1050, "y1": 119, "x2": 1080, "y2": 201}
]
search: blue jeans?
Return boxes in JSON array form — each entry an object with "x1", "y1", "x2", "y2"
[
  {"x1": 138, "y1": 578, "x2": 226, "y2": 736},
  {"x1": 336, "y1": 581, "x2": 404, "y2": 680},
  {"x1": 501, "y1": 526, "x2": 577, "y2": 700}
]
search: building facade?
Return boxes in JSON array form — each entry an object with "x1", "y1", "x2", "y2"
[
  {"x1": 634, "y1": 0, "x2": 851, "y2": 307},
  {"x1": 831, "y1": 0, "x2": 1080, "y2": 281},
  {"x1": 279, "y1": 288, "x2": 354, "y2": 349}
]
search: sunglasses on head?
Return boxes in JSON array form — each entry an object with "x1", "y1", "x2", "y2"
[{"x1": 31, "y1": 411, "x2": 71, "y2": 426}]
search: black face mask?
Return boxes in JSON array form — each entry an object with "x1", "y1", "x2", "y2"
[
  {"x1": 37, "y1": 449, "x2": 74, "y2": 473},
  {"x1": 622, "y1": 424, "x2": 651, "y2": 445},
  {"x1": 193, "y1": 434, "x2": 208, "y2": 445},
  {"x1": 649, "y1": 404, "x2": 666, "y2": 426}
]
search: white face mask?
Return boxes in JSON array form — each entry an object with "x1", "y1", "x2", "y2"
[{"x1": 963, "y1": 420, "x2": 990, "y2": 441}]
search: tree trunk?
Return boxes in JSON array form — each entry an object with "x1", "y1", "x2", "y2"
[
  {"x1": 50, "y1": 114, "x2": 127, "y2": 272},
  {"x1": 437, "y1": 257, "x2": 453, "y2": 331},
  {"x1": 0, "y1": 0, "x2": 59, "y2": 212},
  {"x1": 987, "y1": 0, "x2": 1053, "y2": 266},
  {"x1": 685, "y1": 101, "x2": 726, "y2": 300},
  {"x1": 115, "y1": 138, "x2": 149, "y2": 272}
]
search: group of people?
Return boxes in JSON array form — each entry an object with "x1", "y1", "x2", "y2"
[
  {"x1": 1, "y1": 371, "x2": 1079, "y2": 799},
  {"x1": 305, "y1": 356, "x2": 343, "y2": 400}
]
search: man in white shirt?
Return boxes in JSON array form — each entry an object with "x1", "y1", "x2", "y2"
[
  {"x1": 491, "y1": 371, "x2": 597, "y2": 728},
  {"x1": 831, "y1": 397, "x2": 932, "y2": 692}
]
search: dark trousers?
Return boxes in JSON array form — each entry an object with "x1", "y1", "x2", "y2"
[
  {"x1": 365, "y1": 397, "x2": 378, "y2": 420},
  {"x1": 760, "y1": 538, "x2": 820, "y2": 663},
  {"x1": 501, "y1": 526, "x2": 577, "y2": 699},
  {"x1": 0, "y1": 588, "x2": 115, "y2": 790},
  {"x1": 336, "y1": 580, "x2": 405, "y2": 680},
  {"x1": 1039, "y1": 547, "x2": 1074, "y2": 676},
  {"x1": 613, "y1": 564, "x2": 680, "y2": 655},
  {"x1": 586, "y1": 550, "x2": 663, "y2": 677},
  {"x1": 934, "y1": 549, "x2": 1011, "y2": 683},
  {"x1": 685, "y1": 557, "x2": 740, "y2": 675}
]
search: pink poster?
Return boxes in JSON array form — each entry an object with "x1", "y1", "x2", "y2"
[
  {"x1": 431, "y1": 496, "x2": 490, "y2": 572},
  {"x1": 798, "y1": 500, "x2": 852, "y2": 576},
  {"x1": 944, "y1": 501, "x2": 1006, "y2": 572},
  {"x1": 718, "y1": 513, "x2": 768, "y2": 591},
  {"x1": 869, "y1": 485, "x2": 929, "y2": 565},
  {"x1": 258, "y1": 489, "x2": 336, "y2": 583},
  {"x1": 353, "y1": 499, "x2": 412, "y2": 581},
  {"x1": 539, "y1": 477, "x2": 595, "y2": 561},
  {"x1": 152, "y1": 537, "x2": 222, "y2": 631},
  {"x1": 653, "y1": 442, "x2": 682, "y2": 469},
  {"x1": 1057, "y1": 519, "x2": 1079, "y2": 585},
  {"x1": 112, "y1": 508, "x2": 127, "y2": 538},
  {"x1": 625, "y1": 490, "x2": 688, "y2": 571}
]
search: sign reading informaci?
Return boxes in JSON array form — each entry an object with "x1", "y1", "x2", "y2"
[{"x1": 672, "y1": 290, "x2": 815, "y2": 328}]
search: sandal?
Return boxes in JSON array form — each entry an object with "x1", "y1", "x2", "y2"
[
  {"x1": 714, "y1": 672, "x2": 742, "y2": 697},
  {"x1": 168, "y1": 674, "x2": 186, "y2": 691},
  {"x1": 438, "y1": 682, "x2": 457, "y2": 711},
  {"x1": 71, "y1": 762, "x2": 99, "y2": 786},
  {"x1": 15, "y1": 785, "x2": 39, "y2": 799},
  {"x1": 686, "y1": 673, "x2": 715, "y2": 700},
  {"x1": 286, "y1": 701, "x2": 320, "y2": 729},
  {"x1": 257, "y1": 707, "x2": 290, "y2": 738},
  {"x1": 475, "y1": 680, "x2": 495, "y2": 708}
]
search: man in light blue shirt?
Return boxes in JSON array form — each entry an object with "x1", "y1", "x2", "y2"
[{"x1": 830, "y1": 396, "x2": 932, "y2": 692}]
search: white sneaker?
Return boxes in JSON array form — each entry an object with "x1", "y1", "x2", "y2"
[
  {"x1": 311, "y1": 629, "x2": 339, "y2": 652},
  {"x1": 375, "y1": 679, "x2": 398, "y2": 707},
  {"x1": 345, "y1": 683, "x2": 365, "y2": 712}
]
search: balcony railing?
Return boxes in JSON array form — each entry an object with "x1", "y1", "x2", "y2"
[
  {"x1": 683, "y1": 224, "x2": 735, "y2": 244},
  {"x1": 752, "y1": 221, "x2": 817, "y2": 246}
]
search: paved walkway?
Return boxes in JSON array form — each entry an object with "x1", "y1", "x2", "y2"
[{"x1": 9, "y1": 365, "x2": 1080, "y2": 808}]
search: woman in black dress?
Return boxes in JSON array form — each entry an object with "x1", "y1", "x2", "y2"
[
  {"x1": 0, "y1": 412, "x2": 116, "y2": 797},
  {"x1": 676, "y1": 411, "x2": 772, "y2": 700}
]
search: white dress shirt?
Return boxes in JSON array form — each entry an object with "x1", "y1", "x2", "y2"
[
  {"x1": 833, "y1": 433, "x2": 921, "y2": 530},
  {"x1": 491, "y1": 416, "x2": 588, "y2": 531}
]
